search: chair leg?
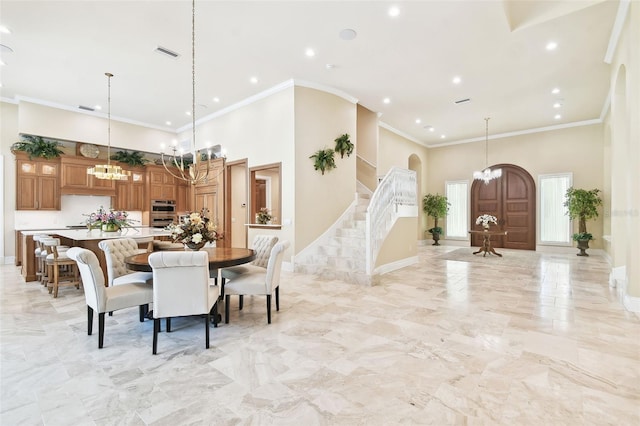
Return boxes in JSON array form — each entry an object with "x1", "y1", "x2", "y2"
[
  {"x1": 211, "y1": 302, "x2": 218, "y2": 328},
  {"x1": 166, "y1": 318, "x2": 171, "y2": 333},
  {"x1": 53, "y1": 265, "x2": 59, "y2": 298},
  {"x1": 87, "y1": 306, "x2": 93, "y2": 335},
  {"x1": 276, "y1": 287, "x2": 280, "y2": 311},
  {"x1": 266, "y1": 294, "x2": 272, "y2": 324},
  {"x1": 153, "y1": 319, "x2": 160, "y2": 355},
  {"x1": 239, "y1": 295, "x2": 244, "y2": 310},
  {"x1": 205, "y1": 314, "x2": 210, "y2": 349},
  {"x1": 109, "y1": 312, "x2": 113, "y2": 317},
  {"x1": 225, "y1": 295, "x2": 230, "y2": 323},
  {"x1": 221, "y1": 277, "x2": 226, "y2": 298},
  {"x1": 139, "y1": 305, "x2": 146, "y2": 322},
  {"x1": 98, "y1": 312, "x2": 105, "y2": 348}
]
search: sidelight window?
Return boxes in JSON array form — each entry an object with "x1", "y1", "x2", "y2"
[
  {"x1": 538, "y1": 173, "x2": 572, "y2": 244},
  {"x1": 445, "y1": 180, "x2": 469, "y2": 239}
]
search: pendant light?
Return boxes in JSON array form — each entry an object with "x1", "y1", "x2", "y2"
[
  {"x1": 87, "y1": 72, "x2": 131, "y2": 180},
  {"x1": 473, "y1": 117, "x2": 501, "y2": 184}
]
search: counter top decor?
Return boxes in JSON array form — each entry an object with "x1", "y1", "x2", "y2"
[
  {"x1": 166, "y1": 210, "x2": 223, "y2": 249},
  {"x1": 85, "y1": 206, "x2": 136, "y2": 231}
]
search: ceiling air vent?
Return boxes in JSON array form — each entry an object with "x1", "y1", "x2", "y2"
[
  {"x1": 454, "y1": 98, "x2": 471, "y2": 104},
  {"x1": 78, "y1": 105, "x2": 95, "y2": 111},
  {"x1": 155, "y1": 46, "x2": 179, "y2": 59}
]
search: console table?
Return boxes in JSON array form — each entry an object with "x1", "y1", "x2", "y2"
[{"x1": 469, "y1": 230, "x2": 508, "y2": 257}]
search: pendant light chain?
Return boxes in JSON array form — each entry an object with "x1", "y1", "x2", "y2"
[
  {"x1": 106, "y1": 72, "x2": 113, "y2": 165},
  {"x1": 484, "y1": 117, "x2": 489, "y2": 168},
  {"x1": 191, "y1": 0, "x2": 196, "y2": 154}
]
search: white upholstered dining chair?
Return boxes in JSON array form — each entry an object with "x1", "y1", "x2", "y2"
[
  {"x1": 67, "y1": 247, "x2": 153, "y2": 349},
  {"x1": 223, "y1": 240, "x2": 289, "y2": 324},
  {"x1": 148, "y1": 251, "x2": 220, "y2": 355},
  {"x1": 98, "y1": 238, "x2": 153, "y2": 286},
  {"x1": 220, "y1": 234, "x2": 278, "y2": 296}
]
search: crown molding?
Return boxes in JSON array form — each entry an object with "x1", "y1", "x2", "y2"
[
  {"x1": 604, "y1": 0, "x2": 630, "y2": 64},
  {"x1": 379, "y1": 121, "x2": 425, "y2": 146}
]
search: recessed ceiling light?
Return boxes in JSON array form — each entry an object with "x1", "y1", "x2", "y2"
[
  {"x1": 339, "y1": 28, "x2": 357, "y2": 41},
  {"x1": 0, "y1": 59, "x2": 5, "y2": 66},
  {"x1": 388, "y1": 6, "x2": 400, "y2": 17},
  {"x1": 212, "y1": 97, "x2": 220, "y2": 103},
  {"x1": 383, "y1": 97, "x2": 391, "y2": 104},
  {"x1": 0, "y1": 26, "x2": 10, "y2": 34},
  {"x1": 553, "y1": 102, "x2": 562, "y2": 108},
  {"x1": 551, "y1": 88, "x2": 560, "y2": 94},
  {"x1": 415, "y1": 119, "x2": 421, "y2": 124},
  {"x1": 186, "y1": 111, "x2": 191, "y2": 116},
  {"x1": 440, "y1": 134, "x2": 446, "y2": 139},
  {"x1": 554, "y1": 114, "x2": 562, "y2": 120},
  {"x1": 94, "y1": 105, "x2": 102, "y2": 110},
  {"x1": 452, "y1": 76, "x2": 462, "y2": 84},
  {"x1": 429, "y1": 127, "x2": 435, "y2": 132},
  {"x1": 165, "y1": 121, "x2": 172, "y2": 126},
  {"x1": 305, "y1": 48, "x2": 315, "y2": 57},
  {"x1": 325, "y1": 63, "x2": 335, "y2": 70},
  {"x1": 546, "y1": 41, "x2": 558, "y2": 51},
  {"x1": 250, "y1": 76, "x2": 258, "y2": 84}
]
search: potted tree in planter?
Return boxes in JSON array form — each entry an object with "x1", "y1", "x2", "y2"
[
  {"x1": 564, "y1": 187, "x2": 602, "y2": 256},
  {"x1": 422, "y1": 193, "x2": 450, "y2": 246}
]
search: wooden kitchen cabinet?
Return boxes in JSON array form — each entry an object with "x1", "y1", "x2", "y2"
[
  {"x1": 114, "y1": 169, "x2": 145, "y2": 211},
  {"x1": 147, "y1": 165, "x2": 177, "y2": 201},
  {"x1": 60, "y1": 157, "x2": 116, "y2": 196},
  {"x1": 15, "y1": 153, "x2": 61, "y2": 210}
]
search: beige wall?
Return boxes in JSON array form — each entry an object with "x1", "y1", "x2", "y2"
[
  {"x1": 356, "y1": 105, "x2": 379, "y2": 191},
  {"x1": 1, "y1": 102, "x2": 19, "y2": 259},
  {"x1": 378, "y1": 126, "x2": 429, "y2": 239},
  {"x1": 375, "y1": 217, "x2": 418, "y2": 269},
  {"x1": 428, "y1": 124, "x2": 605, "y2": 247},
  {"x1": 18, "y1": 101, "x2": 175, "y2": 153},
  {"x1": 609, "y1": 1, "x2": 640, "y2": 298},
  {"x1": 193, "y1": 87, "x2": 296, "y2": 258},
  {"x1": 294, "y1": 87, "x2": 357, "y2": 253}
]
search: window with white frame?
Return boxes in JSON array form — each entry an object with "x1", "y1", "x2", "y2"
[
  {"x1": 539, "y1": 173, "x2": 572, "y2": 244},
  {"x1": 445, "y1": 180, "x2": 469, "y2": 239}
]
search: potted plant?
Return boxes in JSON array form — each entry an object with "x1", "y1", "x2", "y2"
[
  {"x1": 422, "y1": 193, "x2": 450, "y2": 246},
  {"x1": 564, "y1": 187, "x2": 602, "y2": 256},
  {"x1": 11, "y1": 135, "x2": 64, "y2": 159},
  {"x1": 110, "y1": 150, "x2": 148, "y2": 166},
  {"x1": 309, "y1": 148, "x2": 337, "y2": 175},
  {"x1": 334, "y1": 133, "x2": 354, "y2": 159}
]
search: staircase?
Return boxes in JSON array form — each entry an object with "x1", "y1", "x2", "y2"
[{"x1": 294, "y1": 187, "x2": 373, "y2": 285}]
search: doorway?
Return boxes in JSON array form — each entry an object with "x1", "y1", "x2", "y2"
[
  {"x1": 225, "y1": 159, "x2": 248, "y2": 248},
  {"x1": 470, "y1": 164, "x2": 536, "y2": 250}
]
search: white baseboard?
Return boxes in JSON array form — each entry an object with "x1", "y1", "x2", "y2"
[
  {"x1": 1, "y1": 256, "x2": 16, "y2": 265},
  {"x1": 373, "y1": 256, "x2": 418, "y2": 276},
  {"x1": 623, "y1": 294, "x2": 640, "y2": 313},
  {"x1": 609, "y1": 266, "x2": 626, "y2": 288}
]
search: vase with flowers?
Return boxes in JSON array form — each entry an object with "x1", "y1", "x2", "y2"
[
  {"x1": 85, "y1": 206, "x2": 135, "y2": 232},
  {"x1": 166, "y1": 208, "x2": 223, "y2": 250},
  {"x1": 256, "y1": 207, "x2": 273, "y2": 225},
  {"x1": 476, "y1": 214, "x2": 498, "y2": 231}
]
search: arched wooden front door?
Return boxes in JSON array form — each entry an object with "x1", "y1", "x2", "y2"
[{"x1": 470, "y1": 164, "x2": 536, "y2": 250}]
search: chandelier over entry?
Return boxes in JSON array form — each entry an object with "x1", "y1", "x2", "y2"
[
  {"x1": 473, "y1": 117, "x2": 501, "y2": 185},
  {"x1": 87, "y1": 73, "x2": 131, "y2": 180},
  {"x1": 160, "y1": 0, "x2": 214, "y2": 186}
]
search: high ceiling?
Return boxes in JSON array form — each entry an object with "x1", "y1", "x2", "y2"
[{"x1": 0, "y1": 0, "x2": 618, "y2": 148}]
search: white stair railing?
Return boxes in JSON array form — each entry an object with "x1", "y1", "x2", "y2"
[{"x1": 365, "y1": 167, "x2": 418, "y2": 274}]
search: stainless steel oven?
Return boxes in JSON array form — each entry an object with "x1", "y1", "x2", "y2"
[{"x1": 150, "y1": 200, "x2": 176, "y2": 228}]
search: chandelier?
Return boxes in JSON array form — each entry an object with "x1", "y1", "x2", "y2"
[
  {"x1": 160, "y1": 0, "x2": 213, "y2": 186},
  {"x1": 87, "y1": 73, "x2": 131, "y2": 180},
  {"x1": 473, "y1": 117, "x2": 501, "y2": 185}
]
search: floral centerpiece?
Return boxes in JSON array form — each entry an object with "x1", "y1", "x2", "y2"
[
  {"x1": 476, "y1": 214, "x2": 498, "y2": 230},
  {"x1": 166, "y1": 209, "x2": 223, "y2": 250},
  {"x1": 85, "y1": 206, "x2": 135, "y2": 232},
  {"x1": 256, "y1": 207, "x2": 273, "y2": 225}
]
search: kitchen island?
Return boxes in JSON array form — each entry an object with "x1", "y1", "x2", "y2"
[{"x1": 17, "y1": 227, "x2": 172, "y2": 282}]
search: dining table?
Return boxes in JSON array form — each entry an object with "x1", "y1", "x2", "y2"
[{"x1": 125, "y1": 247, "x2": 256, "y2": 273}]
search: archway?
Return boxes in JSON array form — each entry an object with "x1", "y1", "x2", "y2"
[
  {"x1": 408, "y1": 154, "x2": 422, "y2": 240},
  {"x1": 470, "y1": 164, "x2": 536, "y2": 250},
  {"x1": 611, "y1": 65, "x2": 628, "y2": 271}
]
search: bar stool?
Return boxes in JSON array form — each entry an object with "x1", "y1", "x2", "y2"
[
  {"x1": 43, "y1": 238, "x2": 81, "y2": 298},
  {"x1": 33, "y1": 234, "x2": 51, "y2": 283}
]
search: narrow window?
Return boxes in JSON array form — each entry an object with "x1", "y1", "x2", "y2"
[
  {"x1": 445, "y1": 180, "x2": 469, "y2": 239},
  {"x1": 539, "y1": 173, "x2": 572, "y2": 244}
]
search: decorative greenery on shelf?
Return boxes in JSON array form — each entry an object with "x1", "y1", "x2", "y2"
[
  {"x1": 334, "y1": 133, "x2": 353, "y2": 159},
  {"x1": 256, "y1": 207, "x2": 273, "y2": 224},
  {"x1": 110, "y1": 150, "x2": 148, "y2": 166},
  {"x1": 309, "y1": 148, "x2": 336, "y2": 175},
  {"x1": 11, "y1": 135, "x2": 64, "y2": 159},
  {"x1": 564, "y1": 187, "x2": 602, "y2": 241}
]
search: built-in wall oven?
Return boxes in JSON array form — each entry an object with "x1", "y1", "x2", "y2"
[{"x1": 150, "y1": 200, "x2": 176, "y2": 228}]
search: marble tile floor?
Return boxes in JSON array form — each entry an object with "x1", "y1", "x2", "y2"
[{"x1": 1, "y1": 246, "x2": 639, "y2": 425}]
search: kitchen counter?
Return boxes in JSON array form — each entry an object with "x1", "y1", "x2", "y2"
[{"x1": 17, "y1": 227, "x2": 173, "y2": 282}]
